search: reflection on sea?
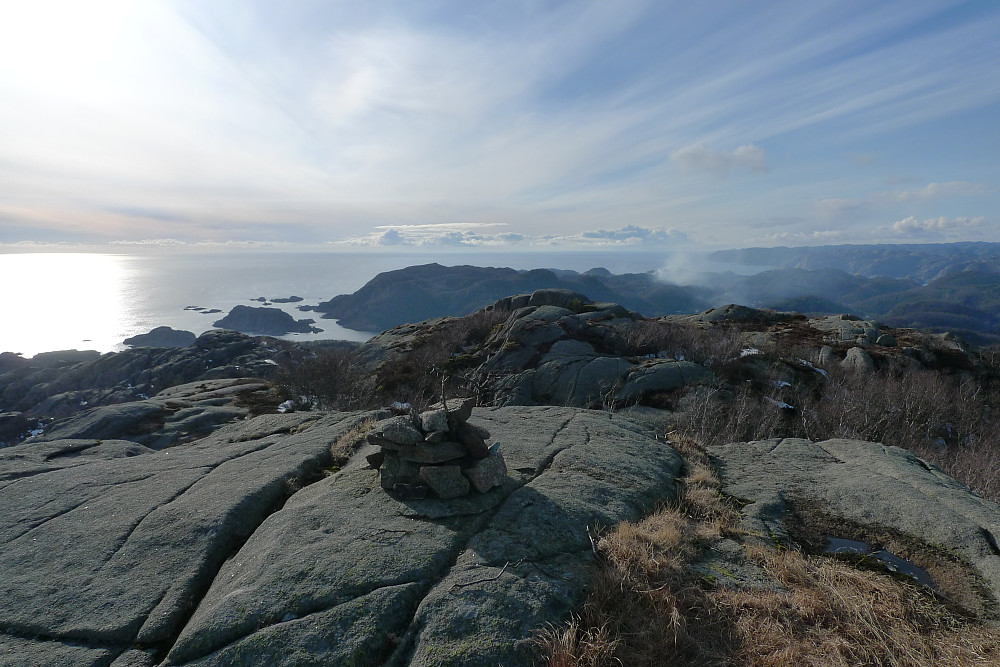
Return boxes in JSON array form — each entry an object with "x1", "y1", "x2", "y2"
[{"x1": 1, "y1": 253, "x2": 129, "y2": 358}]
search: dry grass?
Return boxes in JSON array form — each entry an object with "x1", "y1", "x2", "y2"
[
  {"x1": 328, "y1": 418, "x2": 376, "y2": 470},
  {"x1": 537, "y1": 437, "x2": 1000, "y2": 667}
]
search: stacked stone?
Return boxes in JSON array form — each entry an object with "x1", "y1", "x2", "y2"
[{"x1": 366, "y1": 398, "x2": 508, "y2": 500}]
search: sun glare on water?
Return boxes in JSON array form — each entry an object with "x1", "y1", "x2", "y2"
[{"x1": 0, "y1": 253, "x2": 130, "y2": 358}]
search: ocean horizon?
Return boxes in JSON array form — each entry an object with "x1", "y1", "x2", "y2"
[{"x1": 1, "y1": 248, "x2": 677, "y2": 358}]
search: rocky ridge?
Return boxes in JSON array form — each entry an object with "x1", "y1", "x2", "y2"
[
  {"x1": 3, "y1": 288, "x2": 1000, "y2": 664},
  {"x1": 0, "y1": 330, "x2": 289, "y2": 446}
]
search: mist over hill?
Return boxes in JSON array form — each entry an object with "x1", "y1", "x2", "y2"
[
  {"x1": 709, "y1": 242, "x2": 1000, "y2": 282},
  {"x1": 307, "y1": 244, "x2": 1000, "y2": 345}
]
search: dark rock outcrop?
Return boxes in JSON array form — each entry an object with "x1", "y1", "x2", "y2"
[
  {"x1": 124, "y1": 327, "x2": 196, "y2": 348},
  {"x1": 0, "y1": 330, "x2": 285, "y2": 446},
  {"x1": 25, "y1": 378, "x2": 274, "y2": 449},
  {"x1": 213, "y1": 305, "x2": 321, "y2": 336}
]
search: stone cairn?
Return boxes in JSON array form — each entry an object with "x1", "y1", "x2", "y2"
[{"x1": 366, "y1": 398, "x2": 508, "y2": 500}]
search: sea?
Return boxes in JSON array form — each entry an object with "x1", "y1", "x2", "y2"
[{"x1": 0, "y1": 249, "x2": 676, "y2": 358}]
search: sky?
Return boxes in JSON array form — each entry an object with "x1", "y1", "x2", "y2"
[{"x1": 0, "y1": 0, "x2": 998, "y2": 250}]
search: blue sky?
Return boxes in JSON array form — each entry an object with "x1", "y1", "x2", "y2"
[{"x1": 0, "y1": 0, "x2": 997, "y2": 249}]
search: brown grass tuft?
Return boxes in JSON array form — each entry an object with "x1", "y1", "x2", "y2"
[
  {"x1": 537, "y1": 438, "x2": 1000, "y2": 667},
  {"x1": 328, "y1": 418, "x2": 376, "y2": 470}
]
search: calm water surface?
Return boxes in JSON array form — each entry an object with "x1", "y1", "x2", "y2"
[{"x1": 0, "y1": 249, "x2": 669, "y2": 357}]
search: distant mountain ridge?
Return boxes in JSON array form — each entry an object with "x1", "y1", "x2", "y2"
[
  {"x1": 308, "y1": 253, "x2": 1000, "y2": 345},
  {"x1": 304, "y1": 263, "x2": 709, "y2": 331},
  {"x1": 709, "y1": 242, "x2": 1000, "y2": 282}
]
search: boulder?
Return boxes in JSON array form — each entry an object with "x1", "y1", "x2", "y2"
[
  {"x1": 419, "y1": 464, "x2": 470, "y2": 499},
  {"x1": 841, "y1": 346, "x2": 875, "y2": 373},
  {"x1": 455, "y1": 420, "x2": 490, "y2": 458},
  {"x1": 462, "y1": 449, "x2": 508, "y2": 493},
  {"x1": 527, "y1": 288, "x2": 592, "y2": 310},
  {"x1": 24, "y1": 379, "x2": 273, "y2": 449},
  {"x1": 396, "y1": 441, "x2": 467, "y2": 464},
  {"x1": 368, "y1": 415, "x2": 424, "y2": 448},
  {"x1": 419, "y1": 408, "x2": 448, "y2": 433},
  {"x1": 616, "y1": 359, "x2": 714, "y2": 403}
]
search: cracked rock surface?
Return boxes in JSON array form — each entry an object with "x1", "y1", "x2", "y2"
[
  {"x1": 0, "y1": 410, "x2": 371, "y2": 665},
  {"x1": 166, "y1": 407, "x2": 681, "y2": 666},
  {"x1": 1, "y1": 406, "x2": 681, "y2": 666},
  {"x1": 709, "y1": 437, "x2": 1000, "y2": 612}
]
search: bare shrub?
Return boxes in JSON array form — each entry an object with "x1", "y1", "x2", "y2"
[
  {"x1": 275, "y1": 346, "x2": 376, "y2": 411},
  {"x1": 621, "y1": 319, "x2": 745, "y2": 373},
  {"x1": 797, "y1": 366, "x2": 1000, "y2": 499},
  {"x1": 677, "y1": 384, "x2": 788, "y2": 446},
  {"x1": 372, "y1": 309, "x2": 506, "y2": 409},
  {"x1": 673, "y1": 356, "x2": 1000, "y2": 500}
]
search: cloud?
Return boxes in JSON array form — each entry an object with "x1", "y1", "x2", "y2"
[
  {"x1": 889, "y1": 181, "x2": 993, "y2": 201},
  {"x1": 580, "y1": 224, "x2": 688, "y2": 243},
  {"x1": 817, "y1": 198, "x2": 865, "y2": 220},
  {"x1": 1, "y1": 2, "x2": 999, "y2": 246},
  {"x1": 376, "y1": 229, "x2": 408, "y2": 245},
  {"x1": 889, "y1": 215, "x2": 986, "y2": 235},
  {"x1": 763, "y1": 229, "x2": 849, "y2": 244},
  {"x1": 109, "y1": 238, "x2": 187, "y2": 246},
  {"x1": 332, "y1": 224, "x2": 688, "y2": 249},
  {"x1": 670, "y1": 143, "x2": 767, "y2": 175}
]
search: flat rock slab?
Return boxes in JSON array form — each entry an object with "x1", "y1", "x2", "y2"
[
  {"x1": 164, "y1": 407, "x2": 682, "y2": 666},
  {"x1": 0, "y1": 410, "x2": 370, "y2": 665},
  {"x1": 708, "y1": 437, "x2": 1000, "y2": 611}
]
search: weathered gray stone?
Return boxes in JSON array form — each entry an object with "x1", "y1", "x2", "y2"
[
  {"x1": 455, "y1": 420, "x2": 489, "y2": 458},
  {"x1": 444, "y1": 397, "x2": 475, "y2": 424},
  {"x1": 379, "y1": 454, "x2": 423, "y2": 489},
  {"x1": 396, "y1": 440, "x2": 467, "y2": 464},
  {"x1": 0, "y1": 410, "x2": 368, "y2": 663},
  {"x1": 876, "y1": 334, "x2": 898, "y2": 347},
  {"x1": 369, "y1": 415, "x2": 423, "y2": 447},
  {"x1": 462, "y1": 449, "x2": 508, "y2": 493},
  {"x1": 527, "y1": 288, "x2": 592, "y2": 310},
  {"x1": 420, "y1": 465, "x2": 470, "y2": 499},
  {"x1": 817, "y1": 345, "x2": 835, "y2": 366},
  {"x1": 419, "y1": 408, "x2": 448, "y2": 433},
  {"x1": 162, "y1": 407, "x2": 682, "y2": 667},
  {"x1": 0, "y1": 438, "x2": 152, "y2": 487},
  {"x1": 504, "y1": 317, "x2": 567, "y2": 349},
  {"x1": 708, "y1": 437, "x2": 1000, "y2": 613},
  {"x1": 545, "y1": 339, "x2": 596, "y2": 358},
  {"x1": 842, "y1": 346, "x2": 875, "y2": 373},
  {"x1": 470, "y1": 424, "x2": 491, "y2": 440},
  {"x1": 25, "y1": 400, "x2": 174, "y2": 443},
  {"x1": 616, "y1": 359, "x2": 714, "y2": 403},
  {"x1": 424, "y1": 429, "x2": 447, "y2": 442}
]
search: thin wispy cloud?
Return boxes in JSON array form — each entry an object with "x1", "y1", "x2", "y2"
[
  {"x1": 889, "y1": 182, "x2": 993, "y2": 201},
  {"x1": 0, "y1": 0, "x2": 998, "y2": 246},
  {"x1": 671, "y1": 144, "x2": 767, "y2": 176}
]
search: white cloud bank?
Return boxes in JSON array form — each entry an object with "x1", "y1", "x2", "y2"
[{"x1": 334, "y1": 224, "x2": 689, "y2": 249}]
